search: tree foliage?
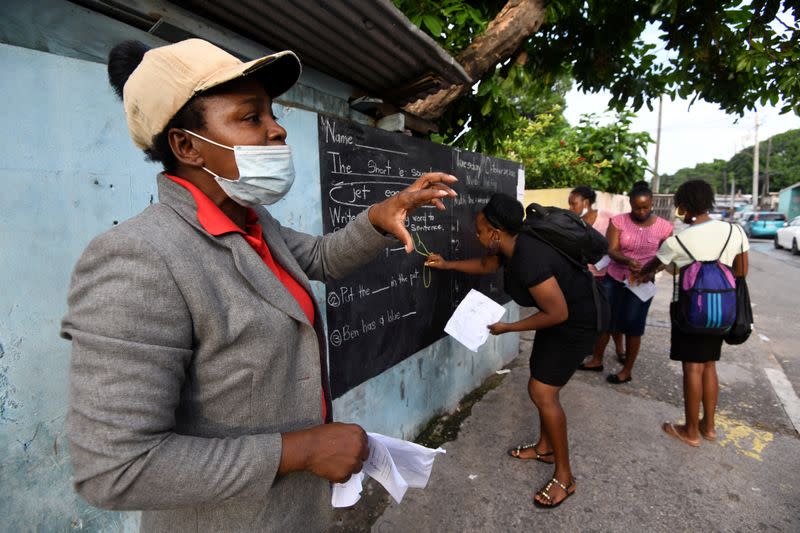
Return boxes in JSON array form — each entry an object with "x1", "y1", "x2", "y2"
[
  {"x1": 659, "y1": 128, "x2": 800, "y2": 194},
  {"x1": 394, "y1": 0, "x2": 800, "y2": 155},
  {"x1": 503, "y1": 109, "x2": 652, "y2": 192}
]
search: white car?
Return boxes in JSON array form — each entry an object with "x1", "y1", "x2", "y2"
[{"x1": 775, "y1": 216, "x2": 800, "y2": 254}]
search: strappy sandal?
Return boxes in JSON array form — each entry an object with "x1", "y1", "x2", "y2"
[
  {"x1": 606, "y1": 373, "x2": 632, "y2": 384},
  {"x1": 577, "y1": 362, "x2": 604, "y2": 372},
  {"x1": 533, "y1": 477, "x2": 575, "y2": 509},
  {"x1": 507, "y1": 443, "x2": 554, "y2": 463}
]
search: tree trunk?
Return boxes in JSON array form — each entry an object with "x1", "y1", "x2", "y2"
[{"x1": 403, "y1": 0, "x2": 546, "y2": 120}]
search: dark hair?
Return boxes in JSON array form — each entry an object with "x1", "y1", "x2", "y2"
[
  {"x1": 107, "y1": 40, "x2": 207, "y2": 173},
  {"x1": 628, "y1": 180, "x2": 652, "y2": 200},
  {"x1": 482, "y1": 193, "x2": 524, "y2": 235},
  {"x1": 674, "y1": 179, "x2": 715, "y2": 215},
  {"x1": 571, "y1": 185, "x2": 596, "y2": 204}
]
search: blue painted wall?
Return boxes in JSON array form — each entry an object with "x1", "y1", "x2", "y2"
[{"x1": 0, "y1": 34, "x2": 519, "y2": 531}]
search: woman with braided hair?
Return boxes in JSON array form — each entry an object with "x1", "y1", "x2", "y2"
[{"x1": 425, "y1": 193, "x2": 598, "y2": 509}]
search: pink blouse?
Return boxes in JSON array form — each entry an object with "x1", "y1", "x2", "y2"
[
  {"x1": 607, "y1": 214, "x2": 673, "y2": 282},
  {"x1": 592, "y1": 210, "x2": 612, "y2": 238}
]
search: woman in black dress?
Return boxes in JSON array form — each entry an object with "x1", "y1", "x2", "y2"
[{"x1": 425, "y1": 193, "x2": 597, "y2": 508}]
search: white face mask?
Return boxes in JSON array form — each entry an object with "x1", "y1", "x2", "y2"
[
  {"x1": 183, "y1": 129, "x2": 295, "y2": 207},
  {"x1": 579, "y1": 207, "x2": 589, "y2": 218}
]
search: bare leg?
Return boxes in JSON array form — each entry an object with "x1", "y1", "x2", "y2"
[
  {"x1": 512, "y1": 378, "x2": 554, "y2": 460},
  {"x1": 612, "y1": 332, "x2": 625, "y2": 357},
  {"x1": 700, "y1": 361, "x2": 718, "y2": 438},
  {"x1": 673, "y1": 362, "x2": 703, "y2": 441},
  {"x1": 615, "y1": 335, "x2": 642, "y2": 381},
  {"x1": 530, "y1": 379, "x2": 574, "y2": 505},
  {"x1": 583, "y1": 333, "x2": 610, "y2": 368}
]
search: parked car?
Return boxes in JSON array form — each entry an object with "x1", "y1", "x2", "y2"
[
  {"x1": 739, "y1": 211, "x2": 787, "y2": 238},
  {"x1": 733, "y1": 204, "x2": 752, "y2": 222},
  {"x1": 775, "y1": 216, "x2": 800, "y2": 254}
]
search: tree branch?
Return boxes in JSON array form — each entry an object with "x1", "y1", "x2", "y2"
[{"x1": 403, "y1": 0, "x2": 546, "y2": 120}]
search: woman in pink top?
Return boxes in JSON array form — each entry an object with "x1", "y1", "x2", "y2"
[{"x1": 580, "y1": 181, "x2": 673, "y2": 383}]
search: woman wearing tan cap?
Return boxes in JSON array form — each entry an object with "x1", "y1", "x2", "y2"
[{"x1": 60, "y1": 39, "x2": 456, "y2": 531}]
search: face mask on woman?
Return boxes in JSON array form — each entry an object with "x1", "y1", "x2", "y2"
[{"x1": 183, "y1": 129, "x2": 295, "y2": 207}]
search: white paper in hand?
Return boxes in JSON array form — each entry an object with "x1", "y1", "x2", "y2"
[
  {"x1": 331, "y1": 432, "x2": 445, "y2": 507},
  {"x1": 330, "y1": 472, "x2": 364, "y2": 508},
  {"x1": 444, "y1": 289, "x2": 506, "y2": 352},
  {"x1": 623, "y1": 278, "x2": 657, "y2": 302},
  {"x1": 594, "y1": 255, "x2": 611, "y2": 270}
]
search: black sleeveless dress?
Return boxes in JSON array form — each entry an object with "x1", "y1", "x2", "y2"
[{"x1": 504, "y1": 234, "x2": 598, "y2": 386}]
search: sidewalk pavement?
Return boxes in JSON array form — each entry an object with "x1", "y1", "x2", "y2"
[{"x1": 372, "y1": 278, "x2": 800, "y2": 532}]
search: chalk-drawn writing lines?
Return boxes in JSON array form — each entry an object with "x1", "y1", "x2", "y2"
[
  {"x1": 371, "y1": 285, "x2": 391, "y2": 295},
  {"x1": 331, "y1": 171, "x2": 415, "y2": 180},
  {"x1": 354, "y1": 143, "x2": 408, "y2": 156}
]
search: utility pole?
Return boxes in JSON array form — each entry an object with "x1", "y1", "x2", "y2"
[
  {"x1": 652, "y1": 96, "x2": 663, "y2": 193},
  {"x1": 752, "y1": 111, "x2": 760, "y2": 208},
  {"x1": 763, "y1": 136, "x2": 772, "y2": 208}
]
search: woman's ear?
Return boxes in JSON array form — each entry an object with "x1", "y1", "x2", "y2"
[{"x1": 168, "y1": 128, "x2": 205, "y2": 168}]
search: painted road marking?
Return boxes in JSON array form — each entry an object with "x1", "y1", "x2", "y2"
[
  {"x1": 716, "y1": 413, "x2": 774, "y2": 461},
  {"x1": 764, "y1": 366, "x2": 800, "y2": 437}
]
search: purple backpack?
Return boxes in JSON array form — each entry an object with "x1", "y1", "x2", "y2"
[{"x1": 671, "y1": 224, "x2": 736, "y2": 335}]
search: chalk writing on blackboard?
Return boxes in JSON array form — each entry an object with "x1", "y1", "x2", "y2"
[{"x1": 318, "y1": 115, "x2": 521, "y2": 398}]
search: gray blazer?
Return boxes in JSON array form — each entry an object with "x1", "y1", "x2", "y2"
[{"x1": 61, "y1": 174, "x2": 393, "y2": 532}]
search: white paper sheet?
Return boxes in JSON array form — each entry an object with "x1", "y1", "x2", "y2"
[
  {"x1": 331, "y1": 432, "x2": 445, "y2": 507},
  {"x1": 594, "y1": 255, "x2": 611, "y2": 270},
  {"x1": 444, "y1": 289, "x2": 507, "y2": 352},
  {"x1": 623, "y1": 279, "x2": 657, "y2": 302}
]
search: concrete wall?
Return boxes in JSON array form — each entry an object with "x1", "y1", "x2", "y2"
[
  {"x1": 0, "y1": 20, "x2": 519, "y2": 530},
  {"x1": 524, "y1": 188, "x2": 631, "y2": 216},
  {"x1": 0, "y1": 42, "x2": 155, "y2": 532}
]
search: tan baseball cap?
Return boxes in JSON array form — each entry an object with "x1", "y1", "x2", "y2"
[{"x1": 123, "y1": 38, "x2": 301, "y2": 150}]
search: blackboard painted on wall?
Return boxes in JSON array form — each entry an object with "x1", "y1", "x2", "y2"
[{"x1": 318, "y1": 115, "x2": 522, "y2": 398}]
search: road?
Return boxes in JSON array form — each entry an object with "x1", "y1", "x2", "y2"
[{"x1": 368, "y1": 244, "x2": 800, "y2": 532}]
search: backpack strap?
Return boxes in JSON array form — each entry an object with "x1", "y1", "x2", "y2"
[
  {"x1": 520, "y1": 226, "x2": 588, "y2": 272},
  {"x1": 674, "y1": 234, "x2": 696, "y2": 262},
  {"x1": 521, "y1": 228, "x2": 605, "y2": 331},
  {"x1": 672, "y1": 264, "x2": 680, "y2": 301},
  {"x1": 717, "y1": 223, "x2": 734, "y2": 261},
  {"x1": 736, "y1": 223, "x2": 745, "y2": 255}
]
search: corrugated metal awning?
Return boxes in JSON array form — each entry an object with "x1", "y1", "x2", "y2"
[{"x1": 171, "y1": 0, "x2": 470, "y2": 105}]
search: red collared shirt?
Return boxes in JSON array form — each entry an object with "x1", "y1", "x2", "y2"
[{"x1": 165, "y1": 174, "x2": 325, "y2": 421}]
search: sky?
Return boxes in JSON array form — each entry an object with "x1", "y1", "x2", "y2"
[
  {"x1": 564, "y1": 89, "x2": 800, "y2": 178},
  {"x1": 563, "y1": 18, "x2": 800, "y2": 178}
]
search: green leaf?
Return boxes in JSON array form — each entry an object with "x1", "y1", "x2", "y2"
[
  {"x1": 421, "y1": 14, "x2": 443, "y2": 36},
  {"x1": 480, "y1": 97, "x2": 493, "y2": 116}
]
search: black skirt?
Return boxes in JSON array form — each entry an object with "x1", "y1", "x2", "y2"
[
  {"x1": 670, "y1": 327, "x2": 723, "y2": 362},
  {"x1": 530, "y1": 326, "x2": 598, "y2": 386}
]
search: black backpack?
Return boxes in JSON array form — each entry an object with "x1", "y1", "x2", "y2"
[
  {"x1": 520, "y1": 203, "x2": 610, "y2": 332},
  {"x1": 523, "y1": 203, "x2": 608, "y2": 265}
]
